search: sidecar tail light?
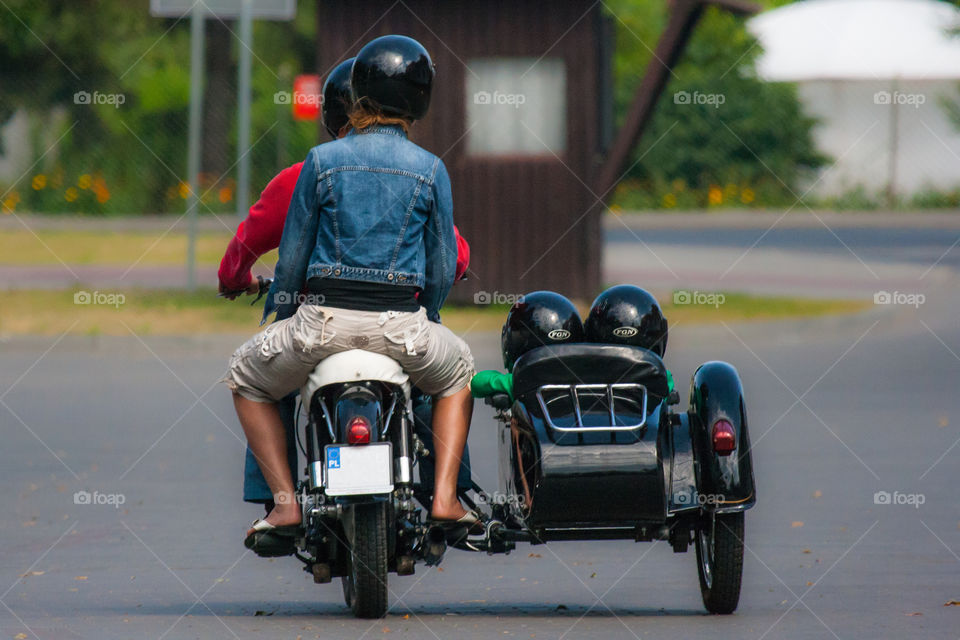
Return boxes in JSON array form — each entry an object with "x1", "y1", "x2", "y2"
[
  {"x1": 712, "y1": 419, "x2": 736, "y2": 456},
  {"x1": 346, "y1": 416, "x2": 371, "y2": 445}
]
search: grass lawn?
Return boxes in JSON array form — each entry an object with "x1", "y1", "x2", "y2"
[
  {"x1": 0, "y1": 229, "x2": 267, "y2": 266},
  {"x1": 0, "y1": 288, "x2": 871, "y2": 336}
]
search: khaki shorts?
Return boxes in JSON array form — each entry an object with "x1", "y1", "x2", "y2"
[{"x1": 224, "y1": 305, "x2": 475, "y2": 403}]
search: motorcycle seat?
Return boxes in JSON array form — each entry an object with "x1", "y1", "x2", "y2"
[
  {"x1": 511, "y1": 344, "x2": 670, "y2": 408},
  {"x1": 301, "y1": 349, "x2": 410, "y2": 401}
]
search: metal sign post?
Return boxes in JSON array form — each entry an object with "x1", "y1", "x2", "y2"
[
  {"x1": 185, "y1": 6, "x2": 206, "y2": 291},
  {"x1": 236, "y1": 0, "x2": 253, "y2": 222},
  {"x1": 149, "y1": 0, "x2": 296, "y2": 290}
]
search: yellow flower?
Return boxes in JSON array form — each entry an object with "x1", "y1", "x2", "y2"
[
  {"x1": 178, "y1": 182, "x2": 190, "y2": 199},
  {"x1": 708, "y1": 186, "x2": 723, "y2": 206},
  {"x1": 218, "y1": 186, "x2": 233, "y2": 204},
  {"x1": 64, "y1": 187, "x2": 79, "y2": 202},
  {"x1": 32, "y1": 175, "x2": 47, "y2": 190},
  {"x1": 740, "y1": 188, "x2": 755, "y2": 204},
  {"x1": 78, "y1": 174, "x2": 92, "y2": 189},
  {"x1": 2, "y1": 192, "x2": 19, "y2": 213},
  {"x1": 662, "y1": 193, "x2": 677, "y2": 208}
]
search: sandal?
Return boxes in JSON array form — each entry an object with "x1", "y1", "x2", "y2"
[
  {"x1": 243, "y1": 519, "x2": 298, "y2": 557},
  {"x1": 428, "y1": 509, "x2": 485, "y2": 543}
]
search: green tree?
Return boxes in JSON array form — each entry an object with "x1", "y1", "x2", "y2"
[{"x1": 604, "y1": 2, "x2": 825, "y2": 209}]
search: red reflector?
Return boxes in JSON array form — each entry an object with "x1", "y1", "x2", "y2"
[
  {"x1": 346, "y1": 416, "x2": 371, "y2": 445},
  {"x1": 712, "y1": 419, "x2": 736, "y2": 456}
]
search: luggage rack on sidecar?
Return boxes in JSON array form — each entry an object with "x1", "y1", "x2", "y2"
[{"x1": 534, "y1": 382, "x2": 648, "y2": 433}]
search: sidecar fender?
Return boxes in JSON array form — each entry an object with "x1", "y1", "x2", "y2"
[{"x1": 689, "y1": 361, "x2": 756, "y2": 512}]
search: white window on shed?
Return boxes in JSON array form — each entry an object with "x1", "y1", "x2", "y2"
[{"x1": 465, "y1": 58, "x2": 567, "y2": 156}]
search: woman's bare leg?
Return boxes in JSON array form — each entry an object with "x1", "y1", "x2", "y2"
[
  {"x1": 429, "y1": 386, "x2": 474, "y2": 520},
  {"x1": 233, "y1": 393, "x2": 301, "y2": 535}
]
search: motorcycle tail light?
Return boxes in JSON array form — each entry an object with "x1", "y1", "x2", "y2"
[
  {"x1": 712, "y1": 419, "x2": 736, "y2": 456},
  {"x1": 346, "y1": 416, "x2": 371, "y2": 445}
]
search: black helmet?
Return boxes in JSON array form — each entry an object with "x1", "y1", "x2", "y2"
[
  {"x1": 351, "y1": 35, "x2": 434, "y2": 121},
  {"x1": 322, "y1": 57, "x2": 355, "y2": 139},
  {"x1": 585, "y1": 285, "x2": 668, "y2": 357},
  {"x1": 501, "y1": 291, "x2": 585, "y2": 371}
]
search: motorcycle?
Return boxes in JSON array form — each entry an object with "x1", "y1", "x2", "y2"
[{"x1": 230, "y1": 280, "x2": 756, "y2": 618}]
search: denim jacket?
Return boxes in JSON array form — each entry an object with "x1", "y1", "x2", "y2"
[{"x1": 262, "y1": 125, "x2": 457, "y2": 324}]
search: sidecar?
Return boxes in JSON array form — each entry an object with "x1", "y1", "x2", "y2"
[{"x1": 486, "y1": 343, "x2": 756, "y2": 614}]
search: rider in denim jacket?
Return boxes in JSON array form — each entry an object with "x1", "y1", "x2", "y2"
[{"x1": 263, "y1": 124, "x2": 457, "y2": 325}]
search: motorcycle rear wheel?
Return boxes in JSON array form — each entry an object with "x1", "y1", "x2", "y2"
[{"x1": 341, "y1": 503, "x2": 389, "y2": 618}]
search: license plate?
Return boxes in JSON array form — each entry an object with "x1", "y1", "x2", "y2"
[{"x1": 324, "y1": 443, "x2": 393, "y2": 496}]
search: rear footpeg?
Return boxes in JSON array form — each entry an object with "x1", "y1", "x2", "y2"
[{"x1": 450, "y1": 520, "x2": 516, "y2": 555}]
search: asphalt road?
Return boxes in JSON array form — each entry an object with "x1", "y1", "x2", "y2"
[{"x1": 3, "y1": 216, "x2": 960, "y2": 639}]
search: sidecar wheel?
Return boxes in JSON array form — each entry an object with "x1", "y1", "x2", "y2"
[
  {"x1": 341, "y1": 503, "x2": 388, "y2": 618},
  {"x1": 696, "y1": 511, "x2": 744, "y2": 614}
]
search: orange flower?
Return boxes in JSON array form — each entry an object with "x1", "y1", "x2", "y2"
[
  {"x1": 708, "y1": 186, "x2": 723, "y2": 206},
  {"x1": 31, "y1": 175, "x2": 46, "y2": 190}
]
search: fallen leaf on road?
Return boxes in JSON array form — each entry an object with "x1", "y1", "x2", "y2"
[
  {"x1": 590, "y1": 572, "x2": 597, "y2": 578},
  {"x1": 437, "y1": 567, "x2": 444, "y2": 572},
  {"x1": 381, "y1": 627, "x2": 390, "y2": 633},
  {"x1": 15, "y1": 633, "x2": 27, "y2": 639},
  {"x1": 813, "y1": 490, "x2": 822, "y2": 498},
  {"x1": 944, "y1": 600, "x2": 960, "y2": 606},
  {"x1": 938, "y1": 416, "x2": 948, "y2": 428},
  {"x1": 802, "y1": 549, "x2": 812, "y2": 554},
  {"x1": 528, "y1": 553, "x2": 541, "y2": 558},
  {"x1": 906, "y1": 612, "x2": 922, "y2": 616},
  {"x1": 403, "y1": 614, "x2": 410, "y2": 619},
  {"x1": 22, "y1": 520, "x2": 36, "y2": 527},
  {"x1": 791, "y1": 521, "x2": 804, "y2": 528},
  {"x1": 806, "y1": 581, "x2": 814, "y2": 586},
  {"x1": 74, "y1": 576, "x2": 87, "y2": 580},
  {"x1": 20, "y1": 570, "x2": 44, "y2": 577}
]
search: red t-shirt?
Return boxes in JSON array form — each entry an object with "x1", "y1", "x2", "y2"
[{"x1": 218, "y1": 162, "x2": 471, "y2": 291}]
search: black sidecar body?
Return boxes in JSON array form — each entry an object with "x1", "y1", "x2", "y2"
[{"x1": 486, "y1": 343, "x2": 756, "y2": 613}]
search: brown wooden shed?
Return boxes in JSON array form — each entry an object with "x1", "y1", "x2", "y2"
[{"x1": 315, "y1": 0, "x2": 756, "y2": 302}]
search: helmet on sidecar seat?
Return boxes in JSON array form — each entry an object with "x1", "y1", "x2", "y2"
[
  {"x1": 501, "y1": 291, "x2": 585, "y2": 371},
  {"x1": 351, "y1": 35, "x2": 435, "y2": 121},
  {"x1": 585, "y1": 285, "x2": 668, "y2": 357},
  {"x1": 322, "y1": 57, "x2": 355, "y2": 139}
]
